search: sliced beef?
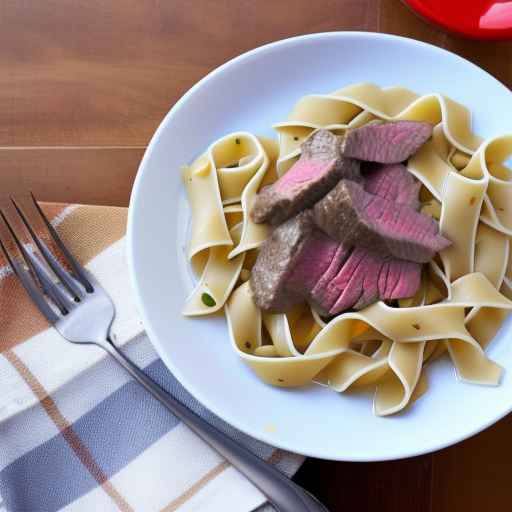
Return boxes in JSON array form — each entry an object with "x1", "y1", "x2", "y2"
[
  {"x1": 382, "y1": 259, "x2": 421, "y2": 299},
  {"x1": 251, "y1": 129, "x2": 360, "y2": 225},
  {"x1": 250, "y1": 211, "x2": 316, "y2": 311},
  {"x1": 286, "y1": 230, "x2": 340, "y2": 295},
  {"x1": 310, "y1": 243, "x2": 351, "y2": 310},
  {"x1": 251, "y1": 122, "x2": 431, "y2": 226},
  {"x1": 313, "y1": 180, "x2": 451, "y2": 263},
  {"x1": 363, "y1": 163, "x2": 421, "y2": 209},
  {"x1": 328, "y1": 248, "x2": 394, "y2": 314},
  {"x1": 251, "y1": 173, "x2": 428, "y2": 314},
  {"x1": 311, "y1": 247, "x2": 422, "y2": 316},
  {"x1": 352, "y1": 249, "x2": 386, "y2": 310},
  {"x1": 342, "y1": 121, "x2": 433, "y2": 163},
  {"x1": 251, "y1": 214, "x2": 422, "y2": 314},
  {"x1": 324, "y1": 248, "x2": 368, "y2": 314}
]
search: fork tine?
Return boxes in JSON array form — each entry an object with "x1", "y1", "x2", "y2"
[
  {"x1": 11, "y1": 197, "x2": 84, "y2": 300},
  {"x1": 0, "y1": 209, "x2": 71, "y2": 315},
  {"x1": 24, "y1": 248, "x2": 75, "y2": 314},
  {"x1": 0, "y1": 237, "x2": 59, "y2": 324},
  {"x1": 29, "y1": 193, "x2": 94, "y2": 293}
]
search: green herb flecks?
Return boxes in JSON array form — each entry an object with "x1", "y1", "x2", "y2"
[{"x1": 201, "y1": 293, "x2": 216, "y2": 307}]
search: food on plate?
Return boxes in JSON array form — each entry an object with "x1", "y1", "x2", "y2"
[
  {"x1": 250, "y1": 210, "x2": 422, "y2": 315},
  {"x1": 251, "y1": 129, "x2": 360, "y2": 225},
  {"x1": 363, "y1": 163, "x2": 421, "y2": 208},
  {"x1": 251, "y1": 121, "x2": 431, "y2": 226},
  {"x1": 312, "y1": 179, "x2": 451, "y2": 262},
  {"x1": 341, "y1": 120, "x2": 432, "y2": 163},
  {"x1": 251, "y1": 124, "x2": 445, "y2": 313},
  {"x1": 250, "y1": 211, "x2": 315, "y2": 312},
  {"x1": 311, "y1": 246, "x2": 422, "y2": 315},
  {"x1": 181, "y1": 82, "x2": 512, "y2": 416}
]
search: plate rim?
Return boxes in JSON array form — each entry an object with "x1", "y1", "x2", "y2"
[{"x1": 127, "y1": 31, "x2": 512, "y2": 461}]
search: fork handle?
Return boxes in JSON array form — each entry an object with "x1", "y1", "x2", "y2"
[{"x1": 98, "y1": 339, "x2": 327, "y2": 512}]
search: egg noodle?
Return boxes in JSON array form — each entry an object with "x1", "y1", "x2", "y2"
[{"x1": 181, "y1": 83, "x2": 512, "y2": 416}]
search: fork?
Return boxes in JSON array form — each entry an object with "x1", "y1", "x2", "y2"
[{"x1": 0, "y1": 195, "x2": 329, "y2": 512}]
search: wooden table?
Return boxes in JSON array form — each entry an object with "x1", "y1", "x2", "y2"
[{"x1": 2, "y1": 1, "x2": 512, "y2": 510}]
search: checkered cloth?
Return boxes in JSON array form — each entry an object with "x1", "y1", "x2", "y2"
[{"x1": 0, "y1": 203, "x2": 303, "y2": 512}]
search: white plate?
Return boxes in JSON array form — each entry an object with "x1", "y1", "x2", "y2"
[{"x1": 127, "y1": 32, "x2": 512, "y2": 461}]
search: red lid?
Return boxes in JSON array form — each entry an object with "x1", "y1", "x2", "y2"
[{"x1": 403, "y1": 0, "x2": 512, "y2": 40}]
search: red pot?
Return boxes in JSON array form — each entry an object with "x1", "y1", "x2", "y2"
[{"x1": 403, "y1": 0, "x2": 512, "y2": 40}]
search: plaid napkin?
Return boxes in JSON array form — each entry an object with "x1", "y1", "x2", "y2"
[{"x1": 0, "y1": 203, "x2": 303, "y2": 512}]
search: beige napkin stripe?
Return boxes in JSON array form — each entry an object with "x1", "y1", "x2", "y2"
[
  {"x1": 3, "y1": 349, "x2": 134, "y2": 512},
  {"x1": 160, "y1": 461, "x2": 230, "y2": 512},
  {"x1": 160, "y1": 450, "x2": 284, "y2": 512},
  {"x1": 55, "y1": 204, "x2": 127, "y2": 264},
  {"x1": 0, "y1": 280, "x2": 52, "y2": 351},
  {"x1": 0, "y1": 203, "x2": 127, "y2": 352}
]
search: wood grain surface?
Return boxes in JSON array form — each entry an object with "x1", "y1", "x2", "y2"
[{"x1": 1, "y1": 1, "x2": 512, "y2": 510}]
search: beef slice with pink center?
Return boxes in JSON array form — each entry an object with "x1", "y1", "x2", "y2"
[
  {"x1": 250, "y1": 211, "x2": 314, "y2": 311},
  {"x1": 382, "y1": 259, "x2": 422, "y2": 300},
  {"x1": 287, "y1": 230, "x2": 340, "y2": 295},
  {"x1": 309, "y1": 243, "x2": 351, "y2": 313},
  {"x1": 352, "y1": 249, "x2": 388, "y2": 310},
  {"x1": 363, "y1": 163, "x2": 421, "y2": 209},
  {"x1": 342, "y1": 121, "x2": 433, "y2": 163},
  {"x1": 312, "y1": 248, "x2": 365, "y2": 314},
  {"x1": 251, "y1": 129, "x2": 360, "y2": 225},
  {"x1": 313, "y1": 179, "x2": 451, "y2": 263},
  {"x1": 313, "y1": 248, "x2": 422, "y2": 315},
  {"x1": 329, "y1": 248, "x2": 376, "y2": 314}
]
